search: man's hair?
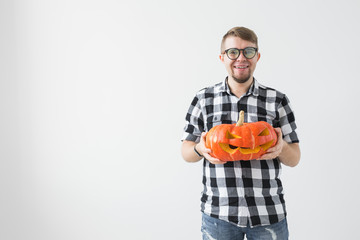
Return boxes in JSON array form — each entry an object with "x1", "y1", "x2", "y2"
[{"x1": 221, "y1": 27, "x2": 258, "y2": 53}]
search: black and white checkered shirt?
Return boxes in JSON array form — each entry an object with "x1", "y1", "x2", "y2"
[{"x1": 182, "y1": 78, "x2": 299, "y2": 228}]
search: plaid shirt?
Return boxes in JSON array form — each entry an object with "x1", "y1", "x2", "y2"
[{"x1": 182, "y1": 78, "x2": 299, "y2": 228}]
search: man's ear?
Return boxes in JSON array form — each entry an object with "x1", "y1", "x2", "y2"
[
  {"x1": 256, "y1": 52, "x2": 261, "y2": 62},
  {"x1": 219, "y1": 54, "x2": 224, "y2": 62}
]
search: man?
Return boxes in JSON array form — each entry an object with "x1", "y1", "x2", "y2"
[{"x1": 181, "y1": 27, "x2": 300, "y2": 240}]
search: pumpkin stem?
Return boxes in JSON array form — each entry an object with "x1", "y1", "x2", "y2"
[{"x1": 236, "y1": 110, "x2": 245, "y2": 126}]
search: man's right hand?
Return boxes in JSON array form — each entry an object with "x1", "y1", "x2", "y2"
[{"x1": 196, "y1": 132, "x2": 226, "y2": 165}]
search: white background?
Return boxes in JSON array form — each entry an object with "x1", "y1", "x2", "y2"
[{"x1": 1, "y1": 0, "x2": 360, "y2": 239}]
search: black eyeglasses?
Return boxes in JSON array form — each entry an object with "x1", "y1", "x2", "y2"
[{"x1": 223, "y1": 47, "x2": 258, "y2": 60}]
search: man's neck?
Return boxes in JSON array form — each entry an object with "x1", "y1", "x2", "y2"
[{"x1": 227, "y1": 77, "x2": 254, "y2": 98}]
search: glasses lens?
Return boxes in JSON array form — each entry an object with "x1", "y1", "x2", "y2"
[
  {"x1": 226, "y1": 48, "x2": 240, "y2": 59},
  {"x1": 244, "y1": 47, "x2": 256, "y2": 59}
]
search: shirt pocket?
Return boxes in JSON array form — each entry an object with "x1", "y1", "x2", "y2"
[
  {"x1": 205, "y1": 113, "x2": 233, "y2": 131},
  {"x1": 248, "y1": 112, "x2": 279, "y2": 127}
]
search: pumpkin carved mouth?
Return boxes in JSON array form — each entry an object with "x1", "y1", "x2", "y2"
[
  {"x1": 219, "y1": 140, "x2": 275, "y2": 154},
  {"x1": 219, "y1": 129, "x2": 274, "y2": 154}
]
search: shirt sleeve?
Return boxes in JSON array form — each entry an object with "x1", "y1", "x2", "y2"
[
  {"x1": 277, "y1": 94, "x2": 299, "y2": 144},
  {"x1": 181, "y1": 95, "x2": 204, "y2": 143}
]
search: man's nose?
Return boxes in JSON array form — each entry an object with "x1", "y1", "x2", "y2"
[{"x1": 236, "y1": 51, "x2": 247, "y2": 61}]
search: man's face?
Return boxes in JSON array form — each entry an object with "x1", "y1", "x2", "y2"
[{"x1": 220, "y1": 36, "x2": 260, "y2": 84}]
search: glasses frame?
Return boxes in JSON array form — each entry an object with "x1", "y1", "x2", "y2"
[{"x1": 223, "y1": 47, "x2": 258, "y2": 60}]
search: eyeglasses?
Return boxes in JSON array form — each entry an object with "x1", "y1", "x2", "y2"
[{"x1": 223, "y1": 47, "x2": 258, "y2": 60}]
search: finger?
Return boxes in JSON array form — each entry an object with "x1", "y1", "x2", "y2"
[
  {"x1": 201, "y1": 132, "x2": 207, "y2": 139},
  {"x1": 203, "y1": 153, "x2": 218, "y2": 161},
  {"x1": 203, "y1": 153, "x2": 225, "y2": 164},
  {"x1": 201, "y1": 148, "x2": 212, "y2": 153},
  {"x1": 211, "y1": 160, "x2": 226, "y2": 164},
  {"x1": 257, "y1": 155, "x2": 272, "y2": 160},
  {"x1": 274, "y1": 127, "x2": 282, "y2": 135},
  {"x1": 258, "y1": 153, "x2": 277, "y2": 160},
  {"x1": 209, "y1": 159, "x2": 226, "y2": 164},
  {"x1": 266, "y1": 146, "x2": 280, "y2": 153}
]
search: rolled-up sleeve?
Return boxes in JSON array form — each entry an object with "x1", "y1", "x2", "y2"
[
  {"x1": 277, "y1": 95, "x2": 299, "y2": 144},
  {"x1": 182, "y1": 95, "x2": 204, "y2": 143}
]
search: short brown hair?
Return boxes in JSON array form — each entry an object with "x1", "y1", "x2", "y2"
[{"x1": 221, "y1": 27, "x2": 258, "y2": 52}]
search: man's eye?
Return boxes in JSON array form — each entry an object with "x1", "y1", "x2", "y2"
[
  {"x1": 228, "y1": 50, "x2": 238, "y2": 55},
  {"x1": 244, "y1": 48, "x2": 255, "y2": 54}
]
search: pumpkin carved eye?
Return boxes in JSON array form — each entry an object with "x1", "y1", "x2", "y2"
[
  {"x1": 258, "y1": 128, "x2": 270, "y2": 136},
  {"x1": 226, "y1": 131, "x2": 242, "y2": 139},
  {"x1": 218, "y1": 143, "x2": 238, "y2": 154},
  {"x1": 229, "y1": 144, "x2": 238, "y2": 149}
]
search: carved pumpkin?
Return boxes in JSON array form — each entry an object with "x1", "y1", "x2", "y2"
[{"x1": 205, "y1": 111, "x2": 277, "y2": 161}]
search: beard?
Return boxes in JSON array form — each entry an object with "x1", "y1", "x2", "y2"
[{"x1": 232, "y1": 73, "x2": 252, "y2": 84}]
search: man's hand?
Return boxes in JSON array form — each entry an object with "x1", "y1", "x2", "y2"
[
  {"x1": 196, "y1": 132, "x2": 226, "y2": 164},
  {"x1": 257, "y1": 128, "x2": 284, "y2": 160}
]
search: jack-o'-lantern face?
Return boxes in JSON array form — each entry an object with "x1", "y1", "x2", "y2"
[{"x1": 205, "y1": 111, "x2": 277, "y2": 161}]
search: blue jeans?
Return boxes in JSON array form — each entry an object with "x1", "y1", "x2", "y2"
[{"x1": 201, "y1": 213, "x2": 289, "y2": 240}]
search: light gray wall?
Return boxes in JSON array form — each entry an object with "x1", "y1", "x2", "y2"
[{"x1": 1, "y1": 0, "x2": 359, "y2": 239}]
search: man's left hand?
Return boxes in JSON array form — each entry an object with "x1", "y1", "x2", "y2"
[{"x1": 257, "y1": 128, "x2": 284, "y2": 160}]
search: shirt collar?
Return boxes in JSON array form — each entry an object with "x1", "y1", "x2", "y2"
[{"x1": 220, "y1": 77, "x2": 260, "y2": 97}]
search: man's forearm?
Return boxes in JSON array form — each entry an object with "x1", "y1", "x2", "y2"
[
  {"x1": 181, "y1": 140, "x2": 203, "y2": 163},
  {"x1": 278, "y1": 142, "x2": 300, "y2": 167}
]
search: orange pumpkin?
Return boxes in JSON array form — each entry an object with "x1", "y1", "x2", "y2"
[{"x1": 205, "y1": 111, "x2": 277, "y2": 161}]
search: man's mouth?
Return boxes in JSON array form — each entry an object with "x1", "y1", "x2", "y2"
[{"x1": 234, "y1": 65, "x2": 248, "y2": 69}]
